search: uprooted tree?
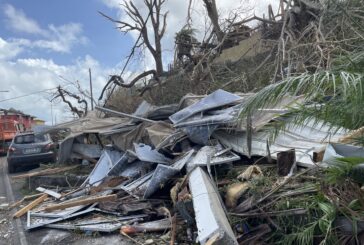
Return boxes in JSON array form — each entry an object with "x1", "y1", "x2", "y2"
[{"x1": 99, "y1": 0, "x2": 168, "y2": 100}]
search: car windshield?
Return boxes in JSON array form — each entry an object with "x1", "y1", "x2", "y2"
[{"x1": 14, "y1": 134, "x2": 48, "y2": 144}]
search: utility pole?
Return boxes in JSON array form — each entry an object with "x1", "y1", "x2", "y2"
[
  {"x1": 50, "y1": 102, "x2": 54, "y2": 126},
  {"x1": 89, "y1": 68, "x2": 94, "y2": 110}
]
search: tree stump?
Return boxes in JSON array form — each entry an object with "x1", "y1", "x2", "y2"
[{"x1": 277, "y1": 149, "x2": 296, "y2": 176}]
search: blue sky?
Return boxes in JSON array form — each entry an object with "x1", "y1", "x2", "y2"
[
  {"x1": 0, "y1": 0, "x2": 278, "y2": 124},
  {"x1": 0, "y1": 0, "x2": 132, "y2": 66}
]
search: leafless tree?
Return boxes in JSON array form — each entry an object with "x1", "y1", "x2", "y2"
[
  {"x1": 99, "y1": 0, "x2": 168, "y2": 96},
  {"x1": 202, "y1": 0, "x2": 224, "y2": 43},
  {"x1": 52, "y1": 85, "x2": 88, "y2": 118}
]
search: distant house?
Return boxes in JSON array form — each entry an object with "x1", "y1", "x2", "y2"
[
  {"x1": 33, "y1": 118, "x2": 45, "y2": 126},
  {"x1": 0, "y1": 108, "x2": 35, "y2": 131}
]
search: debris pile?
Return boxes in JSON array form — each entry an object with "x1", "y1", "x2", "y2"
[{"x1": 11, "y1": 89, "x2": 364, "y2": 244}]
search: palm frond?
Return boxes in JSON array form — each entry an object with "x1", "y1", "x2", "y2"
[
  {"x1": 239, "y1": 50, "x2": 364, "y2": 134},
  {"x1": 326, "y1": 157, "x2": 364, "y2": 184}
]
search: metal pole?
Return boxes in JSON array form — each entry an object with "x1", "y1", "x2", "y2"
[
  {"x1": 95, "y1": 106, "x2": 156, "y2": 123},
  {"x1": 51, "y1": 102, "x2": 54, "y2": 126},
  {"x1": 89, "y1": 68, "x2": 94, "y2": 111}
]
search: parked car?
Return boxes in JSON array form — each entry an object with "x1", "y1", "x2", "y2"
[{"x1": 7, "y1": 132, "x2": 57, "y2": 173}]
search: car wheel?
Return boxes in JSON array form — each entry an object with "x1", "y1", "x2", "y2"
[{"x1": 8, "y1": 162, "x2": 16, "y2": 174}]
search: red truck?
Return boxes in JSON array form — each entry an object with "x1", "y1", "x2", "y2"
[
  {"x1": 0, "y1": 120, "x2": 21, "y2": 154},
  {"x1": 0, "y1": 109, "x2": 34, "y2": 155}
]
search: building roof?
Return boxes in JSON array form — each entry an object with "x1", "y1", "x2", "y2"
[{"x1": 0, "y1": 108, "x2": 35, "y2": 118}]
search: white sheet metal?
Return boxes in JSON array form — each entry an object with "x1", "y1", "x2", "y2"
[
  {"x1": 189, "y1": 167, "x2": 238, "y2": 245},
  {"x1": 214, "y1": 120, "x2": 348, "y2": 168},
  {"x1": 169, "y1": 89, "x2": 241, "y2": 124}
]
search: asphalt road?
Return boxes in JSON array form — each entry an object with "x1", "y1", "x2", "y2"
[
  {"x1": 0, "y1": 157, "x2": 133, "y2": 245},
  {"x1": 0, "y1": 157, "x2": 27, "y2": 245}
]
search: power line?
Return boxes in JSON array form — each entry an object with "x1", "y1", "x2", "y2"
[{"x1": 0, "y1": 87, "x2": 58, "y2": 103}]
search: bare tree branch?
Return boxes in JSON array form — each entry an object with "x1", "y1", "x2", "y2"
[
  {"x1": 53, "y1": 86, "x2": 88, "y2": 118},
  {"x1": 99, "y1": 0, "x2": 168, "y2": 102}
]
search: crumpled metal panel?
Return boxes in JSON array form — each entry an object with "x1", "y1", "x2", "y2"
[
  {"x1": 189, "y1": 167, "x2": 238, "y2": 245},
  {"x1": 133, "y1": 101, "x2": 178, "y2": 121},
  {"x1": 142, "y1": 150, "x2": 194, "y2": 198},
  {"x1": 46, "y1": 222, "x2": 123, "y2": 232},
  {"x1": 190, "y1": 146, "x2": 240, "y2": 167},
  {"x1": 323, "y1": 143, "x2": 364, "y2": 163},
  {"x1": 122, "y1": 172, "x2": 154, "y2": 195},
  {"x1": 175, "y1": 105, "x2": 240, "y2": 128},
  {"x1": 169, "y1": 89, "x2": 241, "y2": 124},
  {"x1": 214, "y1": 120, "x2": 348, "y2": 168},
  {"x1": 58, "y1": 137, "x2": 74, "y2": 164},
  {"x1": 172, "y1": 150, "x2": 195, "y2": 170},
  {"x1": 84, "y1": 149, "x2": 125, "y2": 186},
  {"x1": 27, "y1": 206, "x2": 98, "y2": 230},
  {"x1": 107, "y1": 153, "x2": 129, "y2": 176},
  {"x1": 119, "y1": 161, "x2": 152, "y2": 179},
  {"x1": 72, "y1": 143, "x2": 102, "y2": 159},
  {"x1": 147, "y1": 104, "x2": 179, "y2": 120},
  {"x1": 134, "y1": 143, "x2": 172, "y2": 164},
  {"x1": 45, "y1": 214, "x2": 146, "y2": 232},
  {"x1": 133, "y1": 101, "x2": 153, "y2": 119},
  {"x1": 122, "y1": 150, "x2": 194, "y2": 198},
  {"x1": 29, "y1": 205, "x2": 87, "y2": 219},
  {"x1": 143, "y1": 164, "x2": 178, "y2": 199},
  {"x1": 182, "y1": 124, "x2": 219, "y2": 145}
]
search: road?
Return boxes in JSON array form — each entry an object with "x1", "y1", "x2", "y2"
[
  {"x1": 0, "y1": 157, "x2": 133, "y2": 245},
  {"x1": 0, "y1": 157, "x2": 27, "y2": 245}
]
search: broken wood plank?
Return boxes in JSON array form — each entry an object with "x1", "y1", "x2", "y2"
[
  {"x1": 13, "y1": 194, "x2": 48, "y2": 218},
  {"x1": 36, "y1": 187, "x2": 62, "y2": 199},
  {"x1": 170, "y1": 214, "x2": 177, "y2": 245},
  {"x1": 12, "y1": 166, "x2": 78, "y2": 179},
  {"x1": 230, "y1": 208, "x2": 307, "y2": 218},
  {"x1": 313, "y1": 146, "x2": 326, "y2": 162},
  {"x1": 9, "y1": 193, "x2": 44, "y2": 209},
  {"x1": 42, "y1": 194, "x2": 117, "y2": 212}
]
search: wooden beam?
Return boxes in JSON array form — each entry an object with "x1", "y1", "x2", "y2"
[
  {"x1": 36, "y1": 187, "x2": 62, "y2": 199},
  {"x1": 277, "y1": 149, "x2": 296, "y2": 176},
  {"x1": 13, "y1": 194, "x2": 48, "y2": 218},
  {"x1": 313, "y1": 146, "x2": 326, "y2": 162},
  {"x1": 9, "y1": 193, "x2": 44, "y2": 209},
  {"x1": 230, "y1": 208, "x2": 307, "y2": 218},
  {"x1": 42, "y1": 194, "x2": 117, "y2": 212},
  {"x1": 12, "y1": 166, "x2": 78, "y2": 179}
]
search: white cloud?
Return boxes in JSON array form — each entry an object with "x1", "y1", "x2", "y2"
[
  {"x1": 100, "y1": 0, "x2": 121, "y2": 9},
  {"x1": 33, "y1": 23, "x2": 88, "y2": 53},
  {"x1": 0, "y1": 37, "x2": 23, "y2": 60},
  {"x1": 3, "y1": 4, "x2": 46, "y2": 36},
  {"x1": 0, "y1": 55, "x2": 118, "y2": 124},
  {"x1": 2, "y1": 4, "x2": 88, "y2": 54}
]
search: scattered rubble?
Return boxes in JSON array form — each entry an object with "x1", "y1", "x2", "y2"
[{"x1": 8, "y1": 89, "x2": 364, "y2": 244}]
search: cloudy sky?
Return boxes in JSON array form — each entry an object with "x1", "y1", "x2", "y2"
[{"x1": 0, "y1": 0, "x2": 278, "y2": 124}]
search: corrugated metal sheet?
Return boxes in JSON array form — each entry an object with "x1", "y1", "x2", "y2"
[{"x1": 214, "y1": 120, "x2": 348, "y2": 168}]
